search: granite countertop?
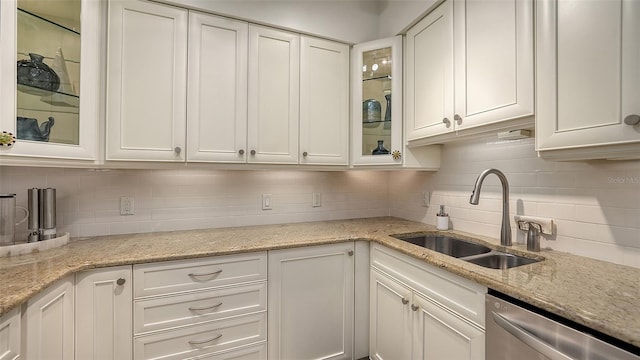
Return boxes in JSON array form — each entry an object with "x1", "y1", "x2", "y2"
[{"x1": 1, "y1": 217, "x2": 638, "y2": 347}]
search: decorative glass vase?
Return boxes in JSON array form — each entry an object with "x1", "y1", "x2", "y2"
[{"x1": 372, "y1": 140, "x2": 390, "y2": 155}]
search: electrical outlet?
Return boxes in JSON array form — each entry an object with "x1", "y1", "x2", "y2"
[
  {"x1": 120, "y1": 196, "x2": 135, "y2": 215},
  {"x1": 422, "y1": 192, "x2": 430, "y2": 207},
  {"x1": 262, "y1": 194, "x2": 272, "y2": 210},
  {"x1": 312, "y1": 192, "x2": 321, "y2": 207}
]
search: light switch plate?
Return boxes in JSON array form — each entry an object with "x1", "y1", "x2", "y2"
[
  {"x1": 262, "y1": 194, "x2": 272, "y2": 210},
  {"x1": 312, "y1": 193, "x2": 321, "y2": 207},
  {"x1": 120, "y1": 196, "x2": 135, "y2": 215}
]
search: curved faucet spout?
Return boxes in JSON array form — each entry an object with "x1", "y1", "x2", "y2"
[{"x1": 469, "y1": 168, "x2": 512, "y2": 246}]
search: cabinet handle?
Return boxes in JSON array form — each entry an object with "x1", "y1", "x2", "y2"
[
  {"x1": 624, "y1": 114, "x2": 640, "y2": 125},
  {"x1": 302, "y1": 151, "x2": 308, "y2": 157},
  {"x1": 116, "y1": 278, "x2": 126, "y2": 286},
  {"x1": 250, "y1": 149, "x2": 256, "y2": 155},
  {"x1": 188, "y1": 302, "x2": 223, "y2": 312},
  {"x1": 454, "y1": 114, "x2": 463, "y2": 125},
  {"x1": 188, "y1": 269, "x2": 223, "y2": 278},
  {"x1": 188, "y1": 333, "x2": 222, "y2": 345},
  {"x1": 401, "y1": 298, "x2": 409, "y2": 305},
  {"x1": 442, "y1": 118, "x2": 451, "y2": 128},
  {"x1": 174, "y1": 146, "x2": 182, "y2": 154},
  {"x1": 411, "y1": 304, "x2": 419, "y2": 311},
  {"x1": 348, "y1": 250, "x2": 354, "y2": 256},
  {"x1": 238, "y1": 149, "x2": 245, "y2": 155}
]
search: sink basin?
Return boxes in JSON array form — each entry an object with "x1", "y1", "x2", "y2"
[
  {"x1": 392, "y1": 233, "x2": 542, "y2": 269},
  {"x1": 392, "y1": 234, "x2": 492, "y2": 258},
  {"x1": 464, "y1": 253, "x2": 539, "y2": 269}
]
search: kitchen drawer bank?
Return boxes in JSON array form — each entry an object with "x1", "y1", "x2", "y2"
[{"x1": 0, "y1": 217, "x2": 639, "y2": 347}]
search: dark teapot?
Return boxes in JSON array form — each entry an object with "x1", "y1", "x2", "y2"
[{"x1": 17, "y1": 117, "x2": 55, "y2": 142}]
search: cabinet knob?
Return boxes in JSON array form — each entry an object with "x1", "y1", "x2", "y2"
[
  {"x1": 454, "y1": 114, "x2": 463, "y2": 125},
  {"x1": 116, "y1": 278, "x2": 126, "y2": 286},
  {"x1": 174, "y1": 146, "x2": 182, "y2": 154},
  {"x1": 250, "y1": 149, "x2": 256, "y2": 155},
  {"x1": 442, "y1": 118, "x2": 451, "y2": 128},
  {"x1": 401, "y1": 298, "x2": 409, "y2": 305},
  {"x1": 348, "y1": 250, "x2": 354, "y2": 256},
  {"x1": 411, "y1": 304, "x2": 419, "y2": 311},
  {"x1": 302, "y1": 151, "x2": 308, "y2": 157},
  {"x1": 238, "y1": 149, "x2": 245, "y2": 155},
  {"x1": 624, "y1": 114, "x2": 640, "y2": 126}
]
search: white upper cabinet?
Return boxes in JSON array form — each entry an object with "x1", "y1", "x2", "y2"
[
  {"x1": 186, "y1": 12, "x2": 248, "y2": 163},
  {"x1": 300, "y1": 36, "x2": 350, "y2": 165},
  {"x1": 106, "y1": 0, "x2": 188, "y2": 162},
  {"x1": 536, "y1": 0, "x2": 640, "y2": 160},
  {"x1": 0, "y1": 0, "x2": 101, "y2": 162},
  {"x1": 351, "y1": 36, "x2": 404, "y2": 166},
  {"x1": 406, "y1": 0, "x2": 534, "y2": 145},
  {"x1": 248, "y1": 25, "x2": 300, "y2": 164}
]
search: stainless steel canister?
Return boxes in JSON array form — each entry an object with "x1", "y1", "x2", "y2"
[{"x1": 39, "y1": 188, "x2": 56, "y2": 240}]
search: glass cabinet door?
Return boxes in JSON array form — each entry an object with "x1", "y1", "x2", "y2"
[
  {"x1": 351, "y1": 36, "x2": 403, "y2": 166},
  {"x1": 0, "y1": 0, "x2": 101, "y2": 161}
]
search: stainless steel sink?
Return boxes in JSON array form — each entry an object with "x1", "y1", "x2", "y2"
[
  {"x1": 391, "y1": 233, "x2": 541, "y2": 269},
  {"x1": 392, "y1": 234, "x2": 492, "y2": 258},
  {"x1": 464, "y1": 253, "x2": 539, "y2": 269}
]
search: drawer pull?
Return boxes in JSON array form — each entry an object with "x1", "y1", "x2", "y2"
[
  {"x1": 401, "y1": 298, "x2": 409, "y2": 305},
  {"x1": 188, "y1": 269, "x2": 223, "y2": 278},
  {"x1": 188, "y1": 333, "x2": 222, "y2": 345},
  {"x1": 189, "y1": 302, "x2": 223, "y2": 312}
]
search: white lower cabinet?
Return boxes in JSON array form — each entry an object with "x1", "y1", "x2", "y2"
[
  {"x1": 268, "y1": 242, "x2": 355, "y2": 360},
  {"x1": 0, "y1": 307, "x2": 20, "y2": 360},
  {"x1": 22, "y1": 276, "x2": 74, "y2": 360},
  {"x1": 75, "y1": 266, "x2": 133, "y2": 360},
  {"x1": 370, "y1": 244, "x2": 486, "y2": 360},
  {"x1": 132, "y1": 252, "x2": 268, "y2": 360}
]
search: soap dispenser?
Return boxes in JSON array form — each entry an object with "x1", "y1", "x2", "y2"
[{"x1": 436, "y1": 205, "x2": 449, "y2": 230}]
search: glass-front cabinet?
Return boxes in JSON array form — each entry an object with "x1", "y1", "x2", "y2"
[
  {"x1": 0, "y1": 0, "x2": 101, "y2": 161},
  {"x1": 351, "y1": 36, "x2": 403, "y2": 166}
]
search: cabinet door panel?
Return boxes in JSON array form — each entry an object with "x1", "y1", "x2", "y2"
[
  {"x1": 299, "y1": 36, "x2": 349, "y2": 165},
  {"x1": 405, "y1": 1, "x2": 454, "y2": 140},
  {"x1": 23, "y1": 277, "x2": 74, "y2": 360},
  {"x1": 76, "y1": 266, "x2": 133, "y2": 360},
  {"x1": 187, "y1": 12, "x2": 248, "y2": 163},
  {"x1": 268, "y1": 243, "x2": 354, "y2": 360},
  {"x1": 248, "y1": 25, "x2": 299, "y2": 164},
  {"x1": 412, "y1": 293, "x2": 484, "y2": 360},
  {"x1": 536, "y1": 0, "x2": 640, "y2": 154},
  {"x1": 454, "y1": 0, "x2": 533, "y2": 130},
  {"x1": 369, "y1": 270, "x2": 412, "y2": 360},
  {"x1": 107, "y1": 0, "x2": 187, "y2": 161},
  {"x1": 0, "y1": 308, "x2": 20, "y2": 360}
]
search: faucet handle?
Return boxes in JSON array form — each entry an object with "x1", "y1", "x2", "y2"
[{"x1": 516, "y1": 220, "x2": 528, "y2": 231}]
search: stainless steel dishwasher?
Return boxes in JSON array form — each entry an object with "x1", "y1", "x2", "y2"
[{"x1": 486, "y1": 292, "x2": 640, "y2": 360}]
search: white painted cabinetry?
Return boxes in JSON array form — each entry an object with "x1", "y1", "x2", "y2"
[
  {"x1": 370, "y1": 244, "x2": 486, "y2": 360},
  {"x1": 0, "y1": 307, "x2": 20, "y2": 360},
  {"x1": 22, "y1": 276, "x2": 74, "y2": 360},
  {"x1": 106, "y1": 0, "x2": 188, "y2": 162},
  {"x1": 268, "y1": 242, "x2": 355, "y2": 360},
  {"x1": 300, "y1": 37, "x2": 350, "y2": 165},
  {"x1": 247, "y1": 25, "x2": 300, "y2": 165},
  {"x1": 405, "y1": 0, "x2": 534, "y2": 146},
  {"x1": 536, "y1": 0, "x2": 640, "y2": 160},
  {"x1": 186, "y1": 12, "x2": 249, "y2": 163},
  {"x1": 132, "y1": 253, "x2": 268, "y2": 360},
  {"x1": 75, "y1": 266, "x2": 133, "y2": 360}
]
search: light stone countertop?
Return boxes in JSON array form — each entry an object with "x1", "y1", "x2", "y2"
[{"x1": 1, "y1": 217, "x2": 638, "y2": 348}]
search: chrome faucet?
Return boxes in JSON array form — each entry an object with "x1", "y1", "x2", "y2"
[{"x1": 469, "y1": 168, "x2": 512, "y2": 246}]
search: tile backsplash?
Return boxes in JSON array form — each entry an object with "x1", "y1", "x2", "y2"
[
  {"x1": 390, "y1": 136, "x2": 640, "y2": 268},
  {"x1": 1, "y1": 134, "x2": 639, "y2": 268}
]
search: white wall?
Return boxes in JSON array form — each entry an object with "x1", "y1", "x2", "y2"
[
  {"x1": 0, "y1": 168, "x2": 390, "y2": 239},
  {"x1": 390, "y1": 135, "x2": 640, "y2": 268}
]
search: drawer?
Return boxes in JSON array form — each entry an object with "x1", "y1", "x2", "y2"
[
  {"x1": 133, "y1": 312, "x2": 266, "y2": 360},
  {"x1": 194, "y1": 343, "x2": 267, "y2": 360},
  {"x1": 134, "y1": 282, "x2": 267, "y2": 335},
  {"x1": 133, "y1": 252, "x2": 267, "y2": 298},
  {"x1": 371, "y1": 243, "x2": 486, "y2": 327}
]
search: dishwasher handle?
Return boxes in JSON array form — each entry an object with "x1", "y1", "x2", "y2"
[{"x1": 491, "y1": 311, "x2": 574, "y2": 360}]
